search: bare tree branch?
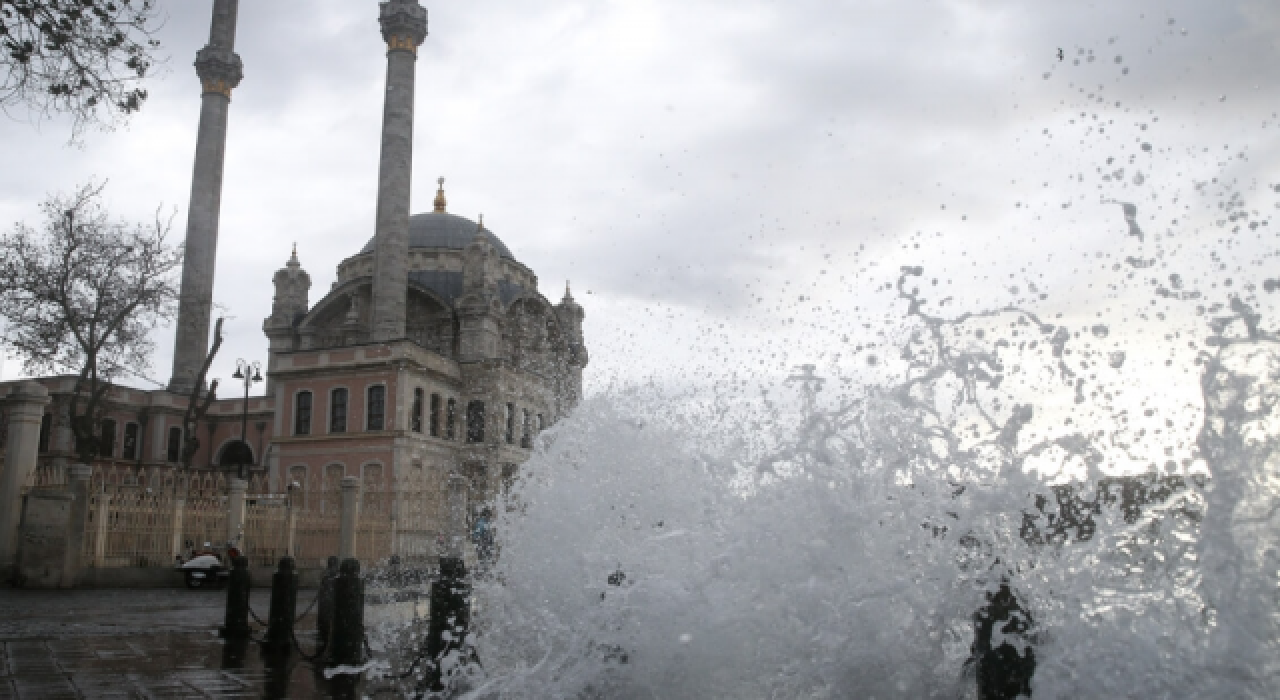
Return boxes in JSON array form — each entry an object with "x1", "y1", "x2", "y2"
[
  {"x1": 0, "y1": 180, "x2": 182, "y2": 462},
  {"x1": 0, "y1": 0, "x2": 165, "y2": 140}
]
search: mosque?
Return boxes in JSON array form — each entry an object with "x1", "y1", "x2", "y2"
[{"x1": 13, "y1": 0, "x2": 587, "y2": 517}]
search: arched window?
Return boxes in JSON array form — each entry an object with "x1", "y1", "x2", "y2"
[
  {"x1": 412, "y1": 388, "x2": 424, "y2": 433},
  {"x1": 362, "y1": 464, "x2": 385, "y2": 514},
  {"x1": 323, "y1": 464, "x2": 345, "y2": 514},
  {"x1": 330, "y1": 388, "x2": 348, "y2": 433},
  {"x1": 218, "y1": 440, "x2": 254, "y2": 468},
  {"x1": 289, "y1": 465, "x2": 308, "y2": 509},
  {"x1": 505, "y1": 403, "x2": 515, "y2": 444},
  {"x1": 295, "y1": 391, "x2": 313, "y2": 435},
  {"x1": 429, "y1": 393, "x2": 441, "y2": 437},
  {"x1": 466, "y1": 401, "x2": 485, "y2": 443},
  {"x1": 537, "y1": 414, "x2": 545, "y2": 433},
  {"x1": 166, "y1": 426, "x2": 182, "y2": 463},
  {"x1": 521, "y1": 409, "x2": 531, "y2": 448},
  {"x1": 122, "y1": 423, "x2": 139, "y2": 460},
  {"x1": 367, "y1": 385, "x2": 386, "y2": 431},
  {"x1": 446, "y1": 398, "x2": 457, "y2": 440},
  {"x1": 99, "y1": 419, "x2": 117, "y2": 457}
]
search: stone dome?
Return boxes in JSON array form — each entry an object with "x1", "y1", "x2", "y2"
[{"x1": 359, "y1": 211, "x2": 515, "y2": 260}]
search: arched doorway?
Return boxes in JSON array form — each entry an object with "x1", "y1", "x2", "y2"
[{"x1": 216, "y1": 440, "x2": 254, "y2": 469}]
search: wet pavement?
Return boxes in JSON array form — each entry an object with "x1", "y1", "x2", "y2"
[{"x1": 0, "y1": 587, "x2": 387, "y2": 698}]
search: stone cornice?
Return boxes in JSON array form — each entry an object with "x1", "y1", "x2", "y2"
[
  {"x1": 194, "y1": 45, "x2": 243, "y2": 97},
  {"x1": 380, "y1": 0, "x2": 428, "y2": 52}
]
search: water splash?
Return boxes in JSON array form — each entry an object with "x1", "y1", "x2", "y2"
[{"x1": 431, "y1": 264, "x2": 1278, "y2": 698}]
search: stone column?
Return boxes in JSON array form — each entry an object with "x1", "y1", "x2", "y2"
[
  {"x1": 169, "y1": 0, "x2": 244, "y2": 393},
  {"x1": 339, "y1": 476, "x2": 361, "y2": 559},
  {"x1": 369, "y1": 0, "x2": 428, "y2": 342},
  {"x1": 443, "y1": 474, "x2": 468, "y2": 559},
  {"x1": 0, "y1": 382, "x2": 50, "y2": 575},
  {"x1": 227, "y1": 477, "x2": 247, "y2": 549},
  {"x1": 64, "y1": 464, "x2": 93, "y2": 587}
]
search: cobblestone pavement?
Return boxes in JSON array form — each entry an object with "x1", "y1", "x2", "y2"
[{"x1": 0, "y1": 587, "x2": 371, "y2": 699}]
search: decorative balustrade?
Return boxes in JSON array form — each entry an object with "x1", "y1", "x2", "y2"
[
  {"x1": 23, "y1": 463, "x2": 67, "y2": 494},
  {"x1": 356, "y1": 486, "x2": 394, "y2": 565},
  {"x1": 39, "y1": 463, "x2": 457, "y2": 573},
  {"x1": 293, "y1": 507, "x2": 341, "y2": 570},
  {"x1": 243, "y1": 495, "x2": 290, "y2": 568},
  {"x1": 84, "y1": 488, "x2": 180, "y2": 568}
]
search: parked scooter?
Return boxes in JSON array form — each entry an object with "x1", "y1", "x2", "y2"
[{"x1": 177, "y1": 542, "x2": 230, "y2": 589}]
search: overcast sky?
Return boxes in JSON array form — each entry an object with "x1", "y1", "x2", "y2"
[{"x1": 0, "y1": 0, "x2": 1277, "y2": 457}]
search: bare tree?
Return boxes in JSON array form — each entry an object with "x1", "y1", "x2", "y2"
[
  {"x1": 0, "y1": 180, "x2": 182, "y2": 463},
  {"x1": 0, "y1": 0, "x2": 165, "y2": 138}
]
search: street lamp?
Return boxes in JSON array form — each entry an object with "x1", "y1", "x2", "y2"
[{"x1": 231, "y1": 359, "x2": 263, "y2": 480}]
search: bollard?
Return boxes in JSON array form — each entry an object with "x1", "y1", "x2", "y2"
[
  {"x1": 264, "y1": 556, "x2": 299, "y2": 649},
  {"x1": 423, "y1": 556, "x2": 472, "y2": 691},
  {"x1": 317, "y1": 556, "x2": 340, "y2": 646},
  {"x1": 328, "y1": 557, "x2": 365, "y2": 666},
  {"x1": 220, "y1": 556, "x2": 252, "y2": 639},
  {"x1": 971, "y1": 582, "x2": 1036, "y2": 700},
  {"x1": 387, "y1": 553, "x2": 402, "y2": 588}
]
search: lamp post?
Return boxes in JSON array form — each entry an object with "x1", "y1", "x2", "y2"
[{"x1": 231, "y1": 359, "x2": 263, "y2": 480}]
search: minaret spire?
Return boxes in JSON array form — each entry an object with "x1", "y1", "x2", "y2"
[
  {"x1": 433, "y1": 177, "x2": 447, "y2": 212},
  {"x1": 168, "y1": 0, "x2": 244, "y2": 393},
  {"x1": 369, "y1": 0, "x2": 428, "y2": 342}
]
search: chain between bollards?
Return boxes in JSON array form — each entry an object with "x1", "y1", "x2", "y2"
[{"x1": 294, "y1": 589, "x2": 320, "y2": 624}]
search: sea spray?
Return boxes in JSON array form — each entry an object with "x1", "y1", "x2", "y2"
[{"x1": 445, "y1": 278, "x2": 1278, "y2": 699}]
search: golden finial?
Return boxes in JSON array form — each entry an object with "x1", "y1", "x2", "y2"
[{"x1": 433, "y1": 177, "x2": 447, "y2": 213}]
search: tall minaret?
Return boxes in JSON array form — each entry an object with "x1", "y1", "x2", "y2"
[
  {"x1": 370, "y1": 0, "x2": 428, "y2": 342},
  {"x1": 168, "y1": 0, "x2": 244, "y2": 394}
]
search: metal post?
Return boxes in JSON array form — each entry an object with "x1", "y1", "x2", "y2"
[
  {"x1": 264, "y1": 556, "x2": 298, "y2": 648},
  {"x1": 239, "y1": 372, "x2": 249, "y2": 480},
  {"x1": 171, "y1": 497, "x2": 186, "y2": 563},
  {"x1": 227, "y1": 477, "x2": 247, "y2": 550},
  {"x1": 338, "y1": 476, "x2": 360, "y2": 560},
  {"x1": 328, "y1": 557, "x2": 365, "y2": 666},
  {"x1": 221, "y1": 555, "x2": 252, "y2": 639}
]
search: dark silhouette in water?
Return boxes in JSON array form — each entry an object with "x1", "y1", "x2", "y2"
[{"x1": 971, "y1": 582, "x2": 1036, "y2": 699}]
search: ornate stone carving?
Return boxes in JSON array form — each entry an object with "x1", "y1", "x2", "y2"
[
  {"x1": 268, "y1": 247, "x2": 310, "y2": 327},
  {"x1": 380, "y1": 0, "x2": 428, "y2": 52},
  {"x1": 194, "y1": 46, "x2": 243, "y2": 98}
]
